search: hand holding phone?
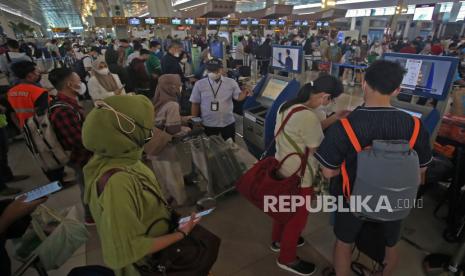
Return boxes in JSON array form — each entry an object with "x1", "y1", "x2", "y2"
[
  {"x1": 16, "y1": 181, "x2": 63, "y2": 203},
  {"x1": 178, "y1": 208, "x2": 215, "y2": 225}
]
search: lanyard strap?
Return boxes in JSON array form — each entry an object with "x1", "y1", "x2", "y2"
[{"x1": 207, "y1": 78, "x2": 223, "y2": 99}]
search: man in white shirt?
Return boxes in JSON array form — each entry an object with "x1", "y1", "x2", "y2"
[
  {"x1": 190, "y1": 59, "x2": 251, "y2": 141},
  {"x1": 0, "y1": 39, "x2": 33, "y2": 84}
]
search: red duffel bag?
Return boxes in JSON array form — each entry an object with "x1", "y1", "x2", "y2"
[{"x1": 235, "y1": 106, "x2": 310, "y2": 224}]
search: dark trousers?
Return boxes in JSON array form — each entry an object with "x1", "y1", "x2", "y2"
[
  {"x1": 0, "y1": 128, "x2": 13, "y2": 189},
  {"x1": 203, "y1": 123, "x2": 236, "y2": 142},
  {"x1": 0, "y1": 200, "x2": 32, "y2": 276}
]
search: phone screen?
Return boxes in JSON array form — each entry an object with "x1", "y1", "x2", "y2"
[
  {"x1": 16, "y1": 181, "x2": 63, "y2": 202},
  {"x1": 178, "y1": 208, "x2": 215, "y2": 224}
]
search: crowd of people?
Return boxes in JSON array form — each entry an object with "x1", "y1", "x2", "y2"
[{"x1": 0, "y1": 30, "x2": 459, "y2": 276}]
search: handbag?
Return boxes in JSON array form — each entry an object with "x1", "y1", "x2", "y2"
[
  {"x1": 98, "y1": 168, "x2": 221, "y2": 276},
  {"x1": 235, "y1": 106, "x2": 310, "y2": 224},
  {"x1": 144, "y1": 126, "x2": 173, "y2": 156}
]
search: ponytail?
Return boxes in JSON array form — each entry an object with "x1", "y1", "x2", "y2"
[{"x1": 279, "y1": 74, "x2": 343, "y2": 114}]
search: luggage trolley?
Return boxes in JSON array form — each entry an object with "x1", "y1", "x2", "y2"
[{"x1": 174, "y1": 133, "x2": 248, "y2": 209}]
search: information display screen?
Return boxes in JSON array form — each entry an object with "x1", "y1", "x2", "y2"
[
  {"x1": 240, "y1": 19, "x2": 249, "y2": 25},
  {"x1": 271, "y1": 45, "x2": 303, "y2": 73},
  {"x1": 171, "y1": 18, "x2": 182, "y2": 25},
  {"x1": 208, "y1": 19, "x2": 219, "y2": 25},
  {"x1": 261, "y1": 78, "x2": 289, "y2": 101},
  {"x1": 269, "y1": 19, "x2": 277, "y2": 26},
  {"x1": 220, "y1": 19, "x2": 229, "y2": 25},
  {"x1": 251, "y1": 19, "x2": 260, "y2": 25},
  {"x1": 185, "y1": 18, "x2": 194, "y2": 25},
  {"x1": 383, "y1": 53, "x2": 459, "y2": 100},
  {"x1": 144, "y1": 18, "x2": 155, "y2": 25},
  {"x1": 413, "y1": 4, "x2": 435, "y2": 21},
  {"x1": 128, "y1": 18, "x2": 140, "y2": 25}
]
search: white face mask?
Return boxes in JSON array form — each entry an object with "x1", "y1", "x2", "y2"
[
  {"x1": 72, "y1": 82, "x2": 86, "y2": 95},
  {"x1": 208, "y1": 72, "x2": 220, "y2": 80},
  {"x1": 173, "y1": 52, "x2": 180, "y2": 58},
  {"x1": 97, "y1": 68, "x2": 109, "y2": 75},
  {"x1": 179, "y1": 86, "x2": 183, "y2": 93},
  {"x1": 330, "y1": 43, "x2": 335, "y2": 46},
  {"x1": 154, "y1": 49, "x2": 160, "y2": 54},
  {"x1": 181, "y1": 58, "x2": 188, "y2": 63}
]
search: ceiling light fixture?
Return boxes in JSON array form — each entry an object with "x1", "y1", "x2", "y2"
[
  {"x1": 294, "y1": 3, "x2": 322, "y2": 10},
  {"x1": 179, "y1": 1, "x2": 208, "y2": 11}
]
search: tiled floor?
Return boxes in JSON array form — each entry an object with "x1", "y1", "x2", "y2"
[{"x1": 4, "y1": 84, "x2": 461, "y2": 276}]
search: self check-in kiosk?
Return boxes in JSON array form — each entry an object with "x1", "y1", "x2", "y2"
[
  {"x1": 383, "y1": 53, "x2": 460, "y2": 141},
  {"x1": 243, "y1": 45, "x2": 304, "y2": 157}
]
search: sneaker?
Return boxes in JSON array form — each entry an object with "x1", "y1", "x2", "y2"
[
  {"x1": 84, "y1": 217, "x2": 96, "y2": 226},
  {"x1": 5, "y1": 175, "x2": 30, "y2": 183},
  {"x1": 270, "y1": 237, "x2": 306, "y2": 252},
  {"x1": 0, "y1": 187, "x2": 22, "y2": 196},
  {"x1": 277, "y1": 258, "x2": 317, "y2": 276}
]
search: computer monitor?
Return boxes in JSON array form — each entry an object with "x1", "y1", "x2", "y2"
[
  {"x1": 257, "y1": 75, "x2": 290, "y2": 107},
  {"x1": 209, "y1": 41, "x2": 223, "y2": 59},
  {"x1": 383, "y1": 53, "x2": 459, "y2": 101},
  {"x1": 271, "y1": 45, "x2": 303, "y2": 73}
]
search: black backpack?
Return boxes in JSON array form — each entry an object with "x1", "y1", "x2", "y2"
[{"x1": 73, "y1": 56, "x2": 91, "y2": 82}]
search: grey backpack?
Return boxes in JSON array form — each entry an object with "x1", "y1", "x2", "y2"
[
  {"x1": 340, "y1": 116, "x2": 421, "y2": 221},
  {"x1": 23, "y1": 102, "x2": 81, "y2": 171}
]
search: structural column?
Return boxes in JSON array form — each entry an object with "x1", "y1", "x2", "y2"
[{"x1": 350, "y1": 17, "x2": 356, "y2": 31}]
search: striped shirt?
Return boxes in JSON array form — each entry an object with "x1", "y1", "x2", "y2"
[{"x1": 315, "y1": 106, "x2": 433, "y2": 196}]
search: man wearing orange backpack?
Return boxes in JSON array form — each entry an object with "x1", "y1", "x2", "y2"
[{"x1": 315, "y1": 60, "x2": 433, "y2": 276}]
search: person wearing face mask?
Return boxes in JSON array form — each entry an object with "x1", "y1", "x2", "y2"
[
  {"x1": 88, "y1": 57, "x2": 125, "y2": 101},
  {"x1": 161, "y1": 41, "x2": 185, "y2": 82},
  {"x1": 369, "y1": 40, "x2": 384, "y2": 57},
  {"x1": 359, "y1": 35, "x2": 369, "y2": 62},
  {"x1": 48, "y1": 67, "x2": 94, "y2": 225},
  {"x1": 271, "y1": 75, "x2": 344, "y2": 276},
  {"x1": 82, "y1": 95, "x2": 201, "y2": 276},
  {"x1": 150, "y1": 74, "x2": 191, "y2": 204},
  {"x1": 7, "y1": 61, "x2": 48, "y2": 129},
  {"x1": 179, "y1": 52, "x2": 192, "y2": 77},
  {"x1": 147, "y1": 41, "x2": 162, "y2": 78},
  {"x1": 128, "y1": 49, "x2": 153, "y2": 98},
  {"x1": 190, "y1": 58, "x2": 251, "y2": 141}
]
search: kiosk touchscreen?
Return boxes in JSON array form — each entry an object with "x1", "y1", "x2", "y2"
[
  {"x1": 383, "y1": 53, "x2": 459, "y2": 138},
  {"x1": 243, "y1": 75, "x2": 293, "y2": 152},
  {"x1": 383, "y1": 53, "x2": 459, "y2": 101},
  {"x1": 271, "y1": 45, "x2": 303, "y2": 73}
]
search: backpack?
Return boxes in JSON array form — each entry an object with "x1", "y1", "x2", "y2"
[
  {"x1": 73, "y1": 56, "x2": 91, "y2": 82},
  {"x1": 23, "y1": 102, "x2": 81, "y2": 171},
  {"x1": 340, "y1": 116, "x2": 421, "y2": 221}
]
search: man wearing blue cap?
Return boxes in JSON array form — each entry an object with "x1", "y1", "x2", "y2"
[{"x1": 190, "y1": 58, "x2": 251, "y2": 141}]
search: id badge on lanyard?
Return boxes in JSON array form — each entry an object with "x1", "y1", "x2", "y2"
[{"x1": 208, "y1": 78, "x2": 222, "y2": 112}]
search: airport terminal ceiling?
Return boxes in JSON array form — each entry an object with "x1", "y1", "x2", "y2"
[{"x1": 0, "y1": 0, "x2": 82, "y2": 28}]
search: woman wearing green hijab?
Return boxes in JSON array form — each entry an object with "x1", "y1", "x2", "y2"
[{"x1": 82, "y1": 95, "x2": 199, "y2": 276}]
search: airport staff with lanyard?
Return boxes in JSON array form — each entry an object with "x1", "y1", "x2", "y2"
[{"x1": 190, "y1": 58, "x2": 251, "y2": 141}]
